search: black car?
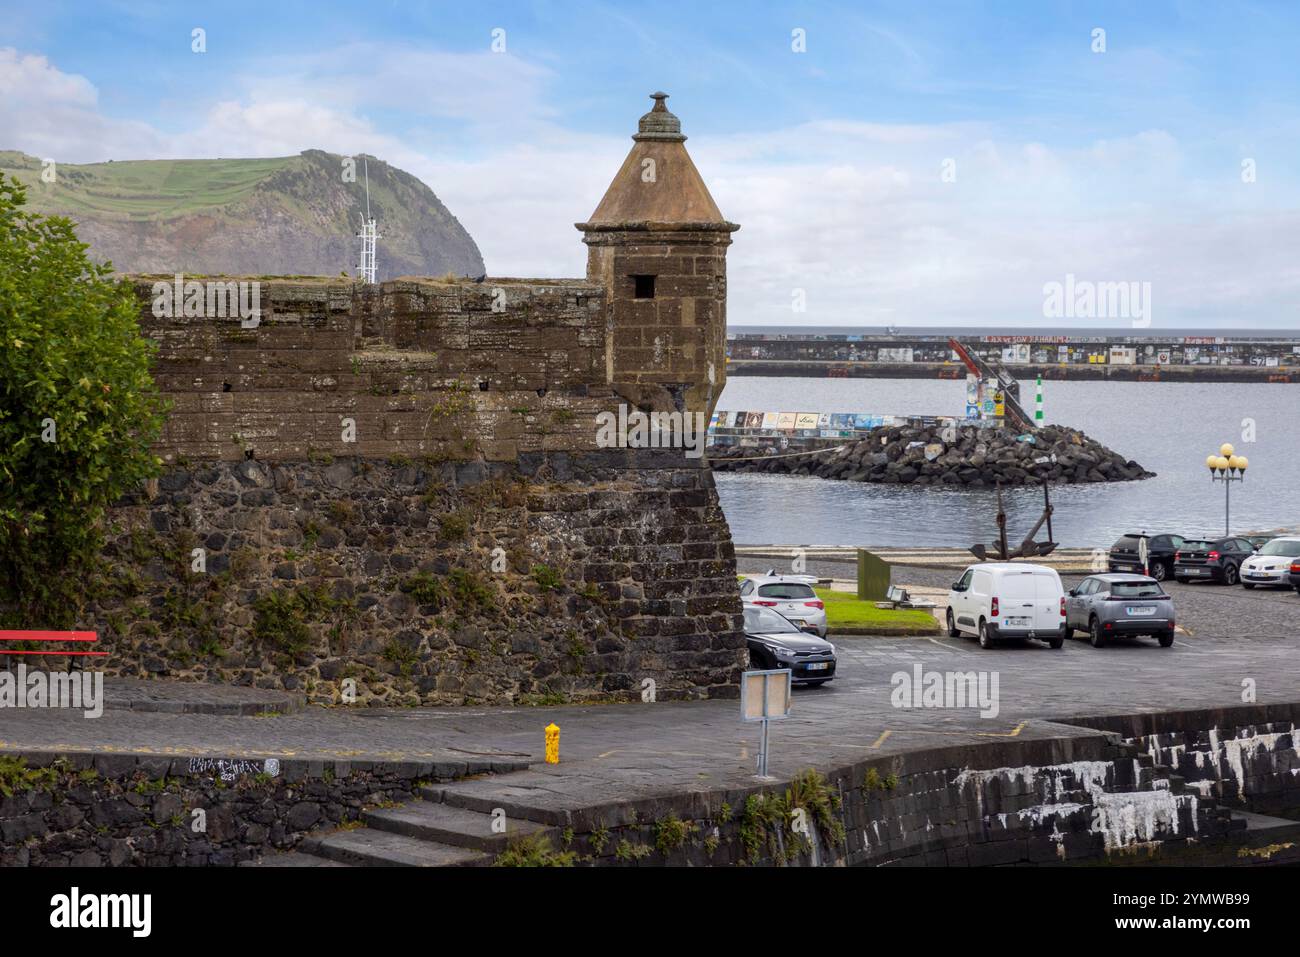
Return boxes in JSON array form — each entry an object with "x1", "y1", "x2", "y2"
[
  {"x1": 1108, "y1": 532, "x2": 1184, "y2": 582},
  {"x1": 743, "y1": 605, "x2": 836, "y2": 687},
  {"x1": 1173, "y1": 536, "x2": 1256, "y2": 585}
]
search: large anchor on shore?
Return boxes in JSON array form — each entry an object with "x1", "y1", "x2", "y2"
[{"x1": 969, "y1": 479, "x2": 1058, "y2": 561}]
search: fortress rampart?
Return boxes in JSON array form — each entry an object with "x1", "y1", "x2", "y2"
[{"x1": 82, "y1": 94, "x2": 746, "y2": 706}]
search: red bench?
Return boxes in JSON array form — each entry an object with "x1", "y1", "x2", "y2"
[{"x1": 0, "y1": 631, "x2": 106, "y2": 657}]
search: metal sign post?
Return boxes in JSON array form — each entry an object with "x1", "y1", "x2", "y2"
[{"x1": 741, "y1": 669, "x2": 792, "y2": 779}]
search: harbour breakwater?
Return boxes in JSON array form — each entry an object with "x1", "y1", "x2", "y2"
[
  {"x1": 726, "y1": 359, "x2": 1297, "y2": 383},
  {"x1": 710, "y1": 423, "x2": 1154, "y2": 486}
]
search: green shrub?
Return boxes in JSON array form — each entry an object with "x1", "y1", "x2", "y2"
[{"x1": 0, "y1": 172, "x2": 167, "y2": 627}]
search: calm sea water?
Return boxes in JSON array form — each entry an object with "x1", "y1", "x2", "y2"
[{"x1": 713, "y1": 377, "x2": 1298, "y2": 547}]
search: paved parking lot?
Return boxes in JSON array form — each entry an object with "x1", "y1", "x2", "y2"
[
  {"x1": 1, "y1": 554, "x2": 1295, "y2": 814},
  {"x1": 3, "y1": 612, "x2": 1297, "y2": 811},
  {"x1": 737, "y1": 555, "x2": 1300, "y2": 639}
]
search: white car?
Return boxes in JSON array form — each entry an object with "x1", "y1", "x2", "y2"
[
  {"x1": 1240, "y1": 536, "x2": 1300, "y2": 588},
  {"x1": 740, "y1": 573, "x2": 828, "y2": 637},
  {"x1": 946, "y1": 562, "x2": 1066, "y2": 649}
]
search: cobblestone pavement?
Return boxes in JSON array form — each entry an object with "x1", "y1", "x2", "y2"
[
  {"x1": 3, "y1": 620, "x2": 1298, "y2": 810},
  {"x1": 100, "y1": 679, "x2": 305, "y2": 715}
]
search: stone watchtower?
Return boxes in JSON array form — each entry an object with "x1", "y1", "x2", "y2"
[{"x1": 577, "y1": 93, "x2": 739, "y2": 418}]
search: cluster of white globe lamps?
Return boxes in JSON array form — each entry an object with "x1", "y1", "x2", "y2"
[{"x1": 1206, "y1": 443, "x2": 1248, "y2": 476}]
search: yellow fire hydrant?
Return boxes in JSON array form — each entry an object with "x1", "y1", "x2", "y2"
[{"x1": 545, "y1": 723, "x2": 561, "y2": 764}]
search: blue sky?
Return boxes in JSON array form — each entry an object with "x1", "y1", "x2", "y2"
[{"x1": 3, "y1": 1, "x2": 1298, "y2": 327}]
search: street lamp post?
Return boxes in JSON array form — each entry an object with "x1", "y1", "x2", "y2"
[{"x1": 1206, "y1": 443, "x2": 1248, "y2": 536}]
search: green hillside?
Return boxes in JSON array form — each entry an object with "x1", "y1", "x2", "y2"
[{"x1": 0, "y1": 150, "x2": 484, "y2": 280}]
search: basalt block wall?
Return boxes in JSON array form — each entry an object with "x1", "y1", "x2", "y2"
[{"x1": 79, "y1": 277, "x2": 745, "y2": 705}]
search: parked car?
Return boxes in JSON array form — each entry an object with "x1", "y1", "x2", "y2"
[
  {"x1": 946, "y1": 562, "x2": 1066, "y2": 649},
  {"x1": 1290, "y1": 560, "x2": 1300, "y2": 594},
  {"x1": 1173, "y1": 536, "x2": 1257, "y2": 585},
  {"x1": 740, "y1": 573, "x2": 828, "y2": 637},
  {"x1": 1064, "y1": 573, "x2": 1175, "y2": 647},
  {"x1": 742, "y1": 605, "x2": 836, "y2": 686},
  {"x1": 1240, "y1": 536, "x2": 1300, "y2": 588},
  {"x1": 1107, "y1": 532, "x2": 1184, "y2": 582}
]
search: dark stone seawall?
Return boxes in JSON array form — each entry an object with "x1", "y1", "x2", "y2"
[
  {"x1": 555, "y1": 707, "x2": 1300, "y2": 867},
  {"x1": 0, "y1": 752, "x2": 524, "y2": 867},
  {"x1": 80, "y1": 450, "x2": 745, "y2": 706},
  {"x1": 7, "y1": 707, "x2": 1300, "y2": 866}
]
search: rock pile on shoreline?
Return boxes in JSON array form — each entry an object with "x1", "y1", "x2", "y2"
[{"x1": 709, "y1": 424, "x2": 1154, "y2": 486}]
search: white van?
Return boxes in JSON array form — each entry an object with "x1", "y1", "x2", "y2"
[{"x1": 946, "y1": 563, "x2": 1066, "y2": 649}]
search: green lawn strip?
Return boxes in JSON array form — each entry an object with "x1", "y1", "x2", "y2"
[{"x1": 816, "y1": 589, "x2": 939, "y2": 636}]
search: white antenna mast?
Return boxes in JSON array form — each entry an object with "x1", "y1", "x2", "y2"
[{"x1": 356, "y1": 156, "x2": 379, "y2": 284}]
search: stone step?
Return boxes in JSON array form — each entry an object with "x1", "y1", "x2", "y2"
[
  {"x1": 301, "y1": 827, "x2": 490, "y2": 867},
  {"x1": 420, "y1": 784, "x2": 570, "y2": 826},
  {"x1": 364, "y1": 800, "x2": 549, "y2": 851},
  {"x1": 1232, "y1": 808, "x2": 1300, "y2": 832},
  {"x1": 239, "y1": 850, "x2": 350, "y2": 867}
]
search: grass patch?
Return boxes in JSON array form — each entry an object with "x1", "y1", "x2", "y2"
[{"x1": 815, "y1": 589, "x2": 937, "y2": 635}]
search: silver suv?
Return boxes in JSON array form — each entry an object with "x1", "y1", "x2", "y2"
[
  {"x1": 739, "y1": 573, "x2": 828, "y2": 637},
  {"x1": 1064, "y1": 573, "x2": 1175, "y2": 648}
]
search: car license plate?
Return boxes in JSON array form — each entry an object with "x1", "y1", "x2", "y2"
[
  {"x1": 1186, "y1": 568, "x2": 1206, "y2": 575},
  {"x1": 1126, "y1": 606, "x2": 1155, "y2": 615},
  {"x1": 1005, "y1": 616, "x2": 1031, "y2": 628},
  {"x1": 806, "y1": 662, "x2": 829, "y2": 671}
]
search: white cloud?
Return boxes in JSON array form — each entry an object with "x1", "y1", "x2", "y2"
[
  {"x1": 2, "y1": 45, "x2": 1297, "y2": 327},
  {"x1": 0, "y1": 49, "x2": 164, "y2": 160}
]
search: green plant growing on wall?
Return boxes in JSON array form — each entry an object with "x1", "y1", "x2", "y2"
[
  {"x1": 862, "y1": 767, "x2": 897, "y2": 792},
  {"x1": 614, "y1": 839, "x2": 652, "y2": 862},
  {"x1": 382, "y1": 639, "x2": 419, "y2": 676},
  {"x1": 493, "y1": 832, "x2": 576, "y2": 867},
  {"x1": 531, "y1": 564, "x2": 563, "y2": 592},
  {"x1": 588, "y1": 823, "x2": 610, "y2": 855},
  {"x1": 0, "y1": 756, "x2": 58, "y2": 797},
  {"x1": 655, "y1": 813, "x2": 690, "y2": 854},
  {"x1": 437, "y1": 511, "x2": 469, "y2": 540},
  {"x1": 401, "y1": 572, "x2": 446, "y2": 608},
  {"x1": 252, "y1": 589, "x2": 309, "y2": 653},
  {"x1": 448, "y1": 568, "x2": 494, "y2": 613},
  {"x1": 786, "y1": 768, "x2": 846, "y2": 847},
  {"x1": 735, "y1": 769, "x2": 847, "y2": 865}
]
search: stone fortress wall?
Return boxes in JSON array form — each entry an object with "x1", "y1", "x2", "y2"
[{"x1": 85, "y1": 93, "x2": 747, "y2": 706}]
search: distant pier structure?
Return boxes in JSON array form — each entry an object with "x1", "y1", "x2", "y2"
[{"x1": 726, "y1": 331, "x2": 1300, "y2": 383}]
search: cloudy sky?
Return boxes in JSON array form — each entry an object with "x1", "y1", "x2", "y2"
[{"x1": 3, "y1": 1, "x2": 1298, "y2": 329}]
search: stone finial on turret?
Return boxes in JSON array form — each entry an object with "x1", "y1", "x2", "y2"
[{"x1": 634, "y1": 92, "x2": 685, "y2": 142}]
